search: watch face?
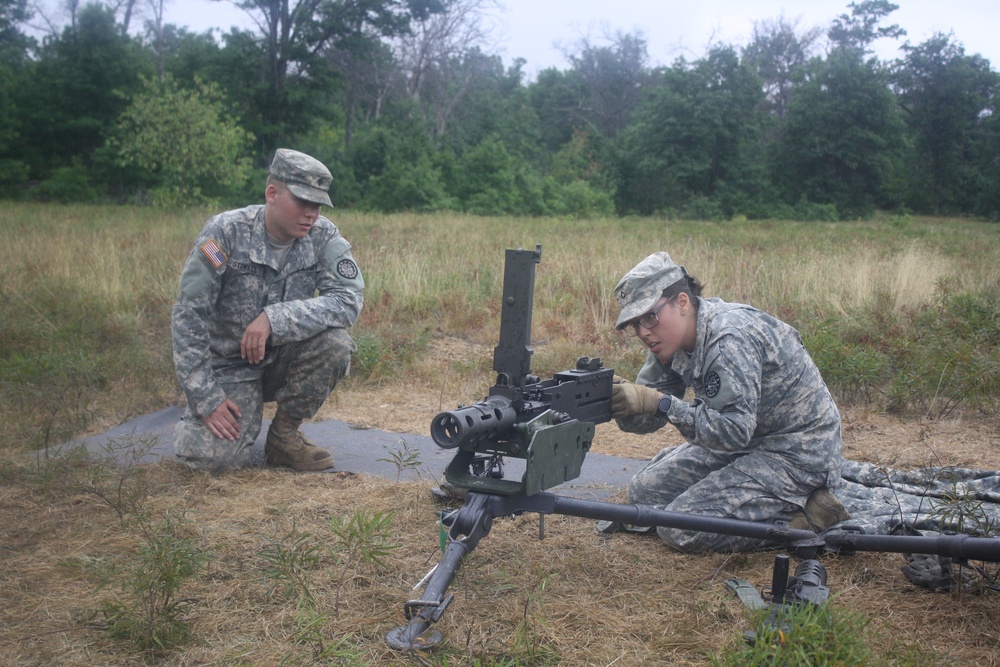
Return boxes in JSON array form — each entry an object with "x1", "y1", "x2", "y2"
[{"x1": 657, "y1": 396, "x2": 672, "y2": 416}]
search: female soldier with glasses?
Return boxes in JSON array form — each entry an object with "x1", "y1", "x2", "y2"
[{"x1": 610, "y1": 252, "x2": 849, "y2": 552}]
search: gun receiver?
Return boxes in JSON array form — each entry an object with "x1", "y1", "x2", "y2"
[{"x1": 430, "y1": 245, "x2": 613, "y2": 495}]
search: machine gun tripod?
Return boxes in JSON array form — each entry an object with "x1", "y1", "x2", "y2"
[{"x1": 386, "y1": 487, "x2": 827, "y2": 650}]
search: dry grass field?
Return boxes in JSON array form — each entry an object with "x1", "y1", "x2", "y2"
[
  {"x1": 1, "y1": 205, "x2": 999, "y2": 665},
  {"x1": 3, "y1": 397, "x2": 999, "y2": 666}
]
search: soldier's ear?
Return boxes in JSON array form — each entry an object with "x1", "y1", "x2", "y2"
[
  {"x1": 676, "y1": 292, "x2": 691, "y2": 314},
  {"x1": 265, "y1": 182, "x2": 280, "y2": 202}
]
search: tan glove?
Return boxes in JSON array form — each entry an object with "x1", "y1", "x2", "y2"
[{"x1": 611, "y1": 376, "x2": 660, "y2": 418}]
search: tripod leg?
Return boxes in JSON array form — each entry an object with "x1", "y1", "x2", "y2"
[{"x1": 385, "y1": 493, "x2": 496, "y2": 650}]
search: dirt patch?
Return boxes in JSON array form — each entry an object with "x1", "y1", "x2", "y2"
[
  {"x1": 842, "y1": 410, "x2": 1000, "y2": 470},
  {"x1": 313, "y1": 336, "x2": 490, "y2": 431}
]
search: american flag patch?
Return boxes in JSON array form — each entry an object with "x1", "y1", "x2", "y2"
[{"x1": 200, "y1": 239, "x2": 227, "y2": 268}]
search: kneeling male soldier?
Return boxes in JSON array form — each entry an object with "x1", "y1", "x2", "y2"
[
  {"x1": 610, "y1": 252, "x2": 850, "y2": 551},
  {"x1": 172, "y1": 149, "x2": 364, "y2": 472}
]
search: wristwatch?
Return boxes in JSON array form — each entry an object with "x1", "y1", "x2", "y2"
[{"x1": 654, "y1": 394, "x2": 672, "y2": 419}]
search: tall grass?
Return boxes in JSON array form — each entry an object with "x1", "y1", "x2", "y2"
[
  {"x1": 2, "y1": 204, "x2": 998, "y2": 450},
  {"x1": 0, "y1": 204, "x2": 207, "y2": 448}
]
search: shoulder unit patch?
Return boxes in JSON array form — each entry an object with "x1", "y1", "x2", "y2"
[
  {"x1": 337, "y1": 258, "x2": 359, "y2": 279},
  {"x1": 704, "y1": 371, "x2": 721, "y2": 398}
]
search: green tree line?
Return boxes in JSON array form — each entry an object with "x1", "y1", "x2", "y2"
[{"x1": 2, "y1": 0, "x2": 998, "y2": 219}]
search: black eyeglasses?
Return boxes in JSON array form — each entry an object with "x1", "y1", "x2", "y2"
[{"x1": 624, "y1": 300, "x2": 671, "y2": 336}]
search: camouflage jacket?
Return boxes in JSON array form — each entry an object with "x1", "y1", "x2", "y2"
[
  {"x1": 172, "y1": 205, "x2": 364, "y2": 417},
  {"x1": 618, "y1": 297, "x2": 842, "y2": 477}
]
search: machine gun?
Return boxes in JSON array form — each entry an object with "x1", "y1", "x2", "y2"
[
  {"x1": 385, "y1": 245, "x2": 1000, "y2": 652},
  {"x1": 430, "y1": 244, "x2": 614, "y2": 496}
]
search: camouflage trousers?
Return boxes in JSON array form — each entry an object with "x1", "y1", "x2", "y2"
[
  {"x1": 174, "y1": 328, "x2": 355, "y2": 472},
  {"x1": 627, "y1": 443, "x2": 831, "y2": 553}
]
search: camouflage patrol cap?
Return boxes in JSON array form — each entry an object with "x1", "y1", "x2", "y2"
[
  {"x1": 614, "y1": 252, "x2": 687, "y2": 330},
  {"x1": 269, "y1": 148, "x2": 333, "y2": 207}
]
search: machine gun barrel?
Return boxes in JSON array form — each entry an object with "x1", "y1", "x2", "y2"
[
  {"x1": 430, "y1": 396, "x2": 519, "y2": 449},
  {"x1": 430, "y1": 358, "x2": 614, "y2": 451}
]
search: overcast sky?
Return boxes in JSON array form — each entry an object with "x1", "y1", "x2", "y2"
[{"x1": 160, "y1": 0, "x2": 999, "y2": 76}]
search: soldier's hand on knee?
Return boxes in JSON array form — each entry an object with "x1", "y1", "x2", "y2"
[
  {"x1": 201, "y1": 399, "x2": 242, "y2": 441},
  {"x1": 241, "y1": 313, "x2": 272, "y2": 364}
]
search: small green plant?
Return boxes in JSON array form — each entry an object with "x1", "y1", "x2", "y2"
[
  {"x1": 0, "y1": 433, "x2": 205, "y2": 654},
  {"x1": 930, "y1": 479, "x2": 997, "y2": 537},
  {"x1": 327, "y1": 508, "x2": 398, "y2": 617},
  {"x1": 507, "y1": 567, "x2": 559, "y2": 666},
  {"x1": 714, "y1": 601, "x2": 874, "y2": 666},
  {"x1": 13, "y1": 435, "x2": 211, "y2": 653},
  {"x1": 259, "y1": 522, "x2": 369, "y2": 663},
  {"x1": 257, "y1": 511, "x2": 396, "y2": 662},
  {"x1": 351, "y1": 332, "x2": 390, "y2": 382},
  {"x1": 377, "y1": 438, "x2": 423, "y2": 504},
  {"x1": 78, "y1": 435, "x2": 162, "y2": 523},
  {"x1": 91, "y1": 512, "x2": 212, "y2": 652},
  {"x1": 259, "y1": 523, "x2": 323, "y2": 609},
  {"x1": 929, "y1": 479, "x2": 1000, "y2": 591}
]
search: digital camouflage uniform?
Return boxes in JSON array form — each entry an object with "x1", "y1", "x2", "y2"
[
  {"x1": 172, "y1": 152, "x2": 364, "y2": 471},
  {"x1": 615, "y1": 253, "x2": 843, "y2": 552}
]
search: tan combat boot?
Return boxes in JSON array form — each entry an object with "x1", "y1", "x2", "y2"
[
  {"x1": 265, "y1": 411, "x2": 334, "y2": 472},
  {"x1": 788, "y1": 487, "x2": 852, "y2": 532}
]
